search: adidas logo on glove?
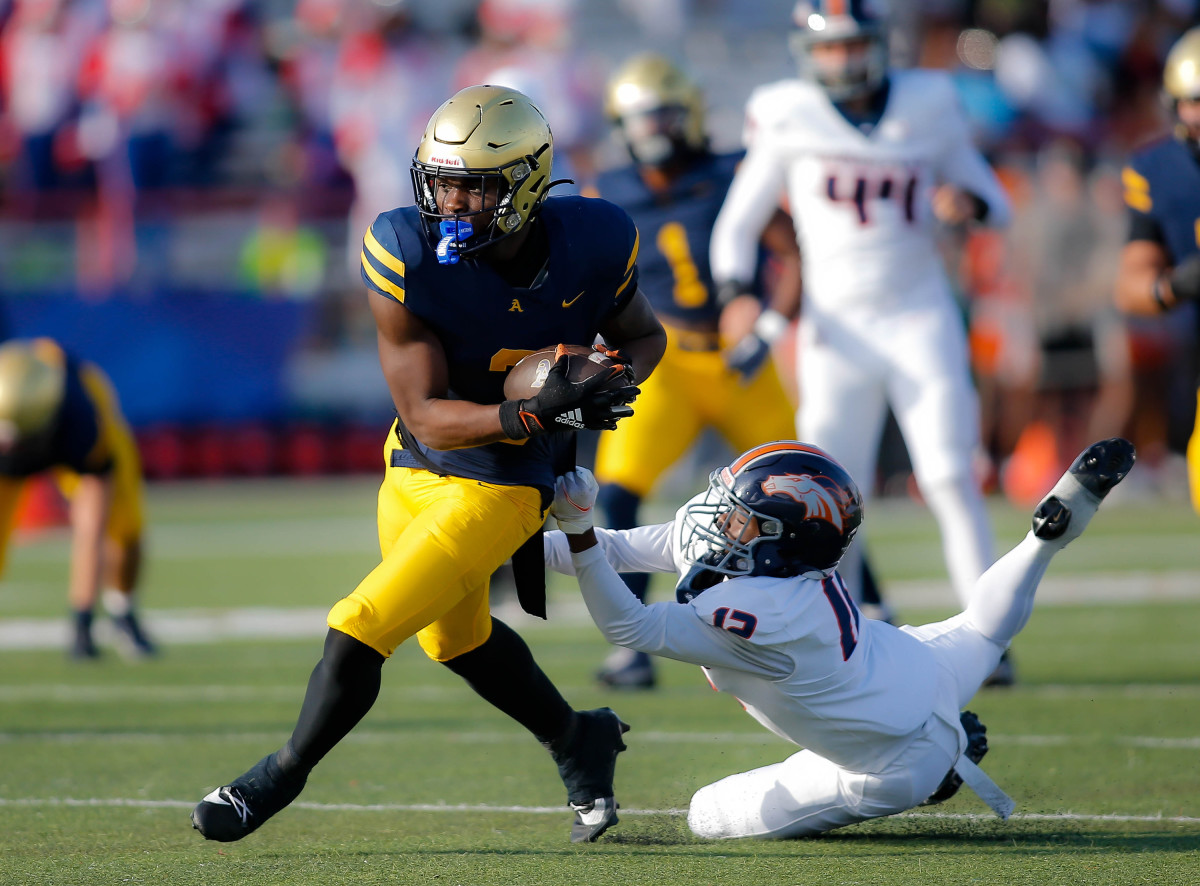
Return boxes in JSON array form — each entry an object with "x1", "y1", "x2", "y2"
[{"x1": 555, "y1": 408, "x2": 586, "y2": 429}]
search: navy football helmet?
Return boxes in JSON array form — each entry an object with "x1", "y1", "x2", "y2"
[
  {"x1": 789, "y1": 0, "x2": 888, "y2": 102},
  {"x1": 676, "y1": 441, "x2": 864, "y2": 602}
]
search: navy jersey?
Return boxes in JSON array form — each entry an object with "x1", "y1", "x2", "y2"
[
  {"x1": 1124, "y1": 137, "x2": 1200, "y2": 265},
  {"x1": 0, "y1": 349, "x2": 109, "y2": 478},
  {"x1": 594, "y1": 152, "x2": 748, "y2": 326},
  {"x1": 1124, "y1": 136, "x2": 1200, "y2": 340},
  {"x1": 360, "y1": 195, "x2": 640, "y2": 495}
]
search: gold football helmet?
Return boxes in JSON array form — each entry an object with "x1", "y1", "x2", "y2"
[
  {"x1": 1164, "y1": 27, "x2": 1200, "y2": 101},
  {"x1": 604, "y1": 53, "x2": 707, "y2": 167},
  {"x1": 410, "y1": 84, "x2": 553, "y2": 258},
  {"x1": 0, "y1": 339, "x2": 66, "y2": 451}
]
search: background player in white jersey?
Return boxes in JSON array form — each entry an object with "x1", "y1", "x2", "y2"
[
  {"x1": 708, "y1": 1, "x2": 1014, "y2": 679},
  {"x1": 544, "y1": 437, "x2": 1135, "y2": 838}
]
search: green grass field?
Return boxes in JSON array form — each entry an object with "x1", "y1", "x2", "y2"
[{"x1": 1, "y1": 477, "x2": 1198, "y2": 885}]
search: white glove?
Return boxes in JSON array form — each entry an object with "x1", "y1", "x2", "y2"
[{"x1": 552, "y1": 467, "x2": 598, "y2": 535}]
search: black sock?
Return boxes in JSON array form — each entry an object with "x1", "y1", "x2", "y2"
[
  {"x1": 72, "y1": 609, "x2": 94, "y2": 633},
  {"x1": 441, "y1": 617, "x2": 574, "y2": 744},
  {"x1": 281, "y1": 628, "x2": 385, "y2": 778},
  {"x1": 598, "y1": 484, "x2": 650, "y2": 602}
]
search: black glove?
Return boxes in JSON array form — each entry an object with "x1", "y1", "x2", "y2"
[
  {"x1": 725, "y1": 332, "x2": 771, "y2": 383},
  {"x1": 1169, "y1": 255, "x2": 1200, "y2": 304},
  {"x1": 499, "y1": 351, "x2": 639, "y2": 439}
]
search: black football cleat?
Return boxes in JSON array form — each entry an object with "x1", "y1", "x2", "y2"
[
  {"x1": 191, "y1": 752, "x2": 307, "y2": 842},
  {"x1": 69, "y1": 627, "x2": 100, "y2": 661},
  {"x1": 1031, "y1": 495, "x2": 1071, "y2": 541},
  {"x1": 1067, "y1": 437, "x2": 1137, "y2": 500},
  {"x1": 922, "y1": 710, "x2": 989, "y2": 806},
  {"x1": 544, "y1": 707, "x2": 630, "y2": 842},
  {"x1": 596, "y1": 648, "x2": 656, "y2": 690},
  {"x1": 1032, "y1": 438, "x2": 1135, "y2": 541},
  {"x1": 111, "y1": 612, "x2": 158, "y2": 659}
]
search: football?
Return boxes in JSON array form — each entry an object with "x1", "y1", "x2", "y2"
[{"x1": 503, "y1": 344, "x2": 626, "y2": 400}]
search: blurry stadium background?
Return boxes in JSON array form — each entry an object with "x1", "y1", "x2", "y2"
[{"x1": 0, "y1": 0, "x2": 1195, "y2": 502}]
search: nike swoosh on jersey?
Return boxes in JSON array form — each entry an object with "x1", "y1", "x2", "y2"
[{"x1": 562, "y1": 291, "x2": 585, "y2": 308}]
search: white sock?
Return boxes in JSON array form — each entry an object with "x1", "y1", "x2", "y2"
[
  {"x1": 102, "y1": 589, "x2": 132, "y2": 617},
  {"x1": 1034, "y1": 469, "x2": 1103, "y2": 549}
]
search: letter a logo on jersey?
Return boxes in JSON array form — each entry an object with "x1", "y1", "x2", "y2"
[
  {"x1": 760, "y1": 473, "x2": 845, "y2": 531},
  {"x1": 509, "y1": 299, "x2": 524, "y2": 312}
]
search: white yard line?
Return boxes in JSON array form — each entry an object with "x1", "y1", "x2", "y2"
[
  {"x1": 0, "y1": 796, "x2": 1196, "y2": 824},
  {"x1": 4, "y1": 569, "x2": 1200, "y2": 651}
]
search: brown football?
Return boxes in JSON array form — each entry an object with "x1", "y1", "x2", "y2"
[{"x1": 503, "y1": 344, "x2": 626, "y2": 400}]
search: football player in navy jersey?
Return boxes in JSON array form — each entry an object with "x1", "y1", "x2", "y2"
[
  {"x1": 192, "y1": 85, "x2": 666, "y2": 845},
  {"x1": 585, "y1": 54, "x2": 802, "y2": 689},
  {"x1": 0, "y1": 338, "x2": 154, "y2": 660},
  {"x1": 1115, "y1": 26, "x2": 1200, "y2": 513}
]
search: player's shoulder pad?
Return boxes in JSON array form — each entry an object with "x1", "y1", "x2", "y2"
[
  {"x1": 1127, "y1": 134, "x2": 1176, "y2": 173},
  {"x1": 360, "y1": 209, "x2": 409, "y2": 303},
  {"x1": 744, "y1": 78, "x2": 813, "y2": 132},
  {"x1": 549, "y1": 194, "x2": 639, "y2": 267},
  {"x1": 687, "y1": 577, "x2": 802, "y2": 645}
]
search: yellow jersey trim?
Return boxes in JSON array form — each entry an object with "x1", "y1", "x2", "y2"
[
  {"x1": 1121, "y1": 166, "x2": 1152, "y2": 213},
  {"x1": 361, "y1": 250, "x2": 405, "y2": 302},
  {"x1": 364, "y1": 228, "x2": 406, "y2": 277}
]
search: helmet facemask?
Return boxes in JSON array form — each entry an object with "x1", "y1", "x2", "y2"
[
  {"x1": 606, "y1": 53, "x2": 707, "y2": 169},
  {"x1": 411, "y1": 146, "x2": 549, "y2": 261},
  {"x1": 679, "y1": 467, "x2": 790, "y2": 581},
  {"x1": 615, "y1": 105, "x2": 701, "y2": 167}
]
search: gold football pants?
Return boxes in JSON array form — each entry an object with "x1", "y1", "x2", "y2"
[
  {"x1": 1188, "y1": 387, "x2": 1200, "y2": 513},
  {"x1": 327, "y1": 424, "x2": 546, "y2": 659},
  {"x1": 594, "y1": 331, "x2": 795, "y2": 498}
]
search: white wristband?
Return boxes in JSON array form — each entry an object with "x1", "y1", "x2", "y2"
[{"x1": 753, "y1": 309, "x2": 788, "y2": 344}]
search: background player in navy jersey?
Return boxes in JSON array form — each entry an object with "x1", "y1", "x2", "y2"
[
  {"x1": 585, "y1": 54, "x2": 801, "y2": 689},
  {"x1": 192, "y1": 85, "x2": 666, "y2": 845},
  {"x1": 0, "y1": 338, "x2": 154, "y2": 660},
  {"x1": 1115, "y1": 26, "x2": 1200, "y2": 513}
]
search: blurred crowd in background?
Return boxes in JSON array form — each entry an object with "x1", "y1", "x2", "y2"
[{"x1": 0, "y1": 0, "x2": 1196, "y2": 508}]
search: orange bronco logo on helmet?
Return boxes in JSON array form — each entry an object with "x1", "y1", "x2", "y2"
[{"x1": 760, "y1": 473, "x2": 846, "y2": 531}]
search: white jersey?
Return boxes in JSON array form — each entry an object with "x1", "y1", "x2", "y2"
[
  {"x1": 710, "y1": 70, "x2": 1011, "y2": 313},
  {"x1": 545, "y1": 504, "x2": 942, "y2": 774}
]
